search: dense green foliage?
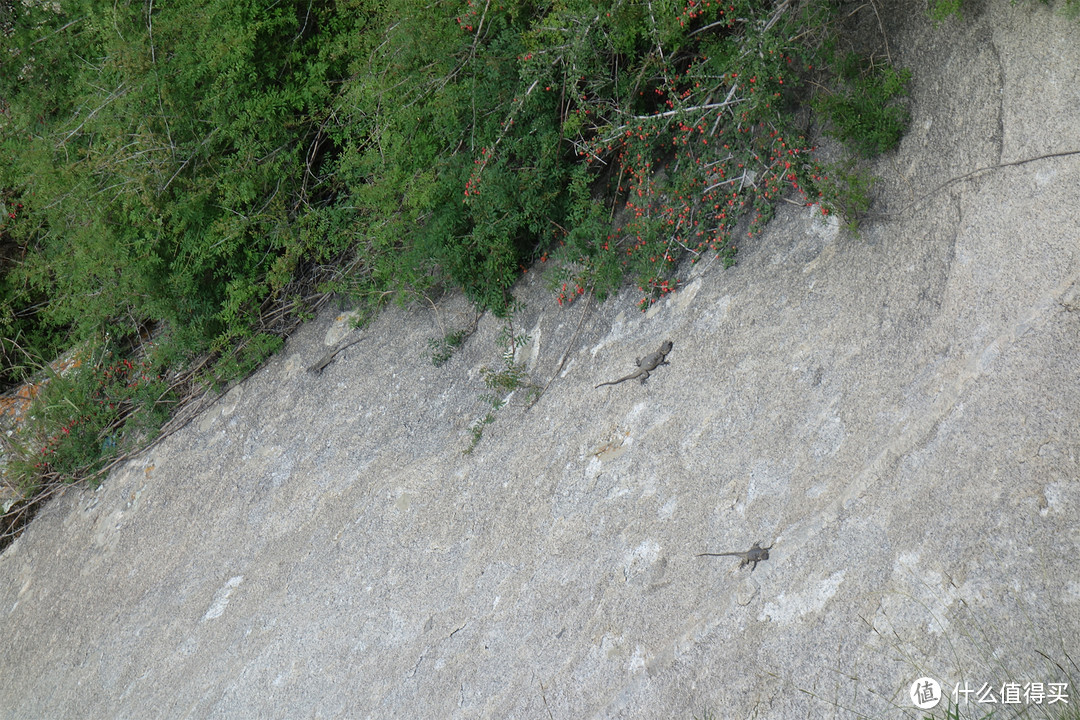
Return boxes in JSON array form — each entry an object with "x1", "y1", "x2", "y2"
[
  {"x1": 0, "y1": 0, "x2": 911, "y2": 522},
  {"x1": 1, "y1": 0, "x2": 364, "y2": 375},
  {"x1": 814, "y1": 50, "x2": 911, "y2": 157}
]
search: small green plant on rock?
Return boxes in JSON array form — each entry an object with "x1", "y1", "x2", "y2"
[
  {"x1": 814, "y1": 51, "x2": 912, "y2": 157},
  {"x1": 929, "y1": 0, "x2": 964, "y2": 23},
  {"x1": 427, "y1": 330, "x2": 469, "y2": 368},
  {"x1": 806, "y1": 159, "x2": 876, "y2": 232},
  {"x1": 479, "y1": 322, "x2": 540, "y2": 407},
  {"x1": 465, "y1": 316, "x2": 539, "y2": 453},
  {"x1": 466, "y1": 412, "x2": 496, "y2": 454}
]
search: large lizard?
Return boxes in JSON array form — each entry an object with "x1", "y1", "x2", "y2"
[
  {"x1": 697, "y1": 541, "x2": 773, "y2": 571},
  {"x1": 594, "y1": 340, "x2": 673, "y2": 388}
]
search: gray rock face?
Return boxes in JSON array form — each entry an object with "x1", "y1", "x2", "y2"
[{"x1": 2, "y1": 2, "x2": 1079, "y2": 717}]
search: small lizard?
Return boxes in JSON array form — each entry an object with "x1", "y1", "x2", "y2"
[
  {"x1": 595, "y1": 340, "x2": 673, "y2": 388},
  {"x1": 697, "y1": 541, "x2": 773, "y2": 571},
  {"x1": 307, "y1": 335, "x2": 364, "y2": 375}
]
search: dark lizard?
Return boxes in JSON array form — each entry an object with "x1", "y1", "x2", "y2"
[
  {"x1": 697, "y1": 541, "x2": 773, "y2": 571},
  {"x1": 595, "y1": 340, "x2": 673, "y2": 388},
  {"x1": 307, "y1": 335, "x2": 364, "y2": 374}
]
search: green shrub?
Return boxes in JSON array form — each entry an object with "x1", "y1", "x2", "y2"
[
  {"x1": 333, "y1": 0, "x2": 911, "y2": 311},
  {"x1": 1, "y1": 0, "x2": 367, "y2": 380},
  {"x1": 813, "y1": 51, "x2": 912, "y2": 157}
]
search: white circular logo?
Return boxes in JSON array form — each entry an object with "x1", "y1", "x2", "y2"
[{"x1": 910, "y1": 677, "x2": 942, "y2": 709}]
